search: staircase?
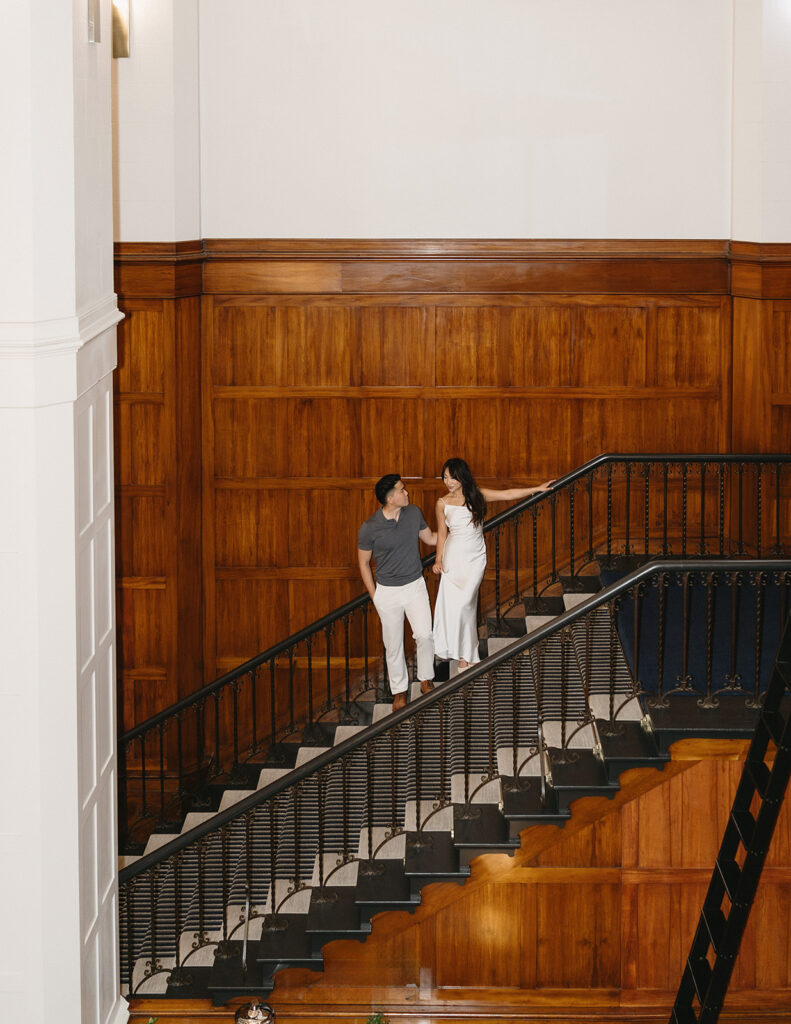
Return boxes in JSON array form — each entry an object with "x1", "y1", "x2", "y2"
[{"x1": 117, "y1": 454, "x2": 791, "y2": 1010}]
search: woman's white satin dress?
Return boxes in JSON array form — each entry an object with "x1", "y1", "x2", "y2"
[{"x1": 432, "y1": 502, "x2": 487, "y2": 664}]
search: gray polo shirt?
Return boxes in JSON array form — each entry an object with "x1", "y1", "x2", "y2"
[{"x1": 358, "y1": 504, "x2": 428, "y2": 586}]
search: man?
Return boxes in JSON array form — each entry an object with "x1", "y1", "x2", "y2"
[{"x1": 358, "y1": 474, "x2": 437, "y2": 711}]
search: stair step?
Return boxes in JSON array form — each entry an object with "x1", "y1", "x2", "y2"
[
  {"x1": 716, "y1": 857, "x2": 742, "y2": 904},
  {"x1": 305, "y1": 886, "x2": 371, "y2": 946},
  {"x1": 298, "y1": 721, "x2": 339, "y2": 747},
  {"x1": 260, "y1": 741, "x2": 302, "y2": 769},
  {"x1": 597, "y1": 553, "x2": 647, "y2": 574},
  {"x1": 208, "y1": 949, "x2": 276, "y2": 1006},
  {"x1": 255, "y1": 913, "x2": 323, "y2": 966},
  {"x1": 452, "y1": 803, "x2": 516, "y2": 866},
  {"x1": 500, "y1": 776, "x2": 568, "y2": 837},
  {"x1": 404, "y1": 830, "x2": 469, "y2": 895},
  {"x1": 486, "y1": 609, "x2": 527, "y2": 638},
  {"x1": 355, "y1": 859, "x2": 419, "y2": 921},
  {"x1": 547, "y1": 747, "x2": 617, "y2": 811},
  {"x1": 560, "y1": 575, "x2": 602, "y2": 610},
  {"x1": 167, "y1": 964, "x2": 212, "y2": 999},
  {"x1": 523, "y1": 595, "x2": 565, "y2": 616},
  {"x1": 731, "y1": 808, "x2": 757, "y2": 848},
  {"x1": 647, "y1": 693, "x2": 761, "y2": 751},
  {"x1": 596, "y1": 719, "x2": 668, "y2": 781}
]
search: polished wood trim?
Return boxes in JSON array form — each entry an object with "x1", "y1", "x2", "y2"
[
  {"x1": 212, "y1": 385, "x2": 723, "y2": 401},
  {"x1": 114, "y1": 239, "x2": 204, "y2": 258},
  {"x1": 117, "y1": 576, "x2": 167, "y2": 589},
  {"x1": 202, "y1": 238, "x2": 732, "y2": 258}
]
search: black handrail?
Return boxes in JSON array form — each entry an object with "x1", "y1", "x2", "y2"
[
  {"x1": 118, "y1": 453, "x2": 791, "y2": 846},
  {"x1": 120, "y1": 452, "x2": 790, "y2": 745},
  {"x1": 119, "y1": 557, "x2": 791, "y2": 885}
]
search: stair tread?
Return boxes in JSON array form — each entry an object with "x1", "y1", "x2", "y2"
[
  {"x1": 404, "y1": 830, "x2": 465, "y2": 877},
  {"x1": 255, "y1": 914, "x2": 322, "y2": 963}
]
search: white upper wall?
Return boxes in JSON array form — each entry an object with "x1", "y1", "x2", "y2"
[
  {"x1": 113, "y1": 0, "x2": 791, "y2": 241},
  {"x1": 197, "y1": 0, "x2": 733, "y2": 239}
]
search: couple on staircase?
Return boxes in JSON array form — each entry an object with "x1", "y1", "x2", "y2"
[{"x1": 357, "y1": 459, "x2": 553, "y2": 711}]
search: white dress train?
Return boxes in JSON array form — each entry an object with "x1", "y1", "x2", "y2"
[{"x1": 432, "y1": 502, "x2": 487, "y2": 664}]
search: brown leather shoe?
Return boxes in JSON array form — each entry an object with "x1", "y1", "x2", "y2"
[
  {"x1": 420, "y1": 680, "x2": 435, "y2": 694},
  {"x1": 392, "y1": 692, "x2": 407, "y2": 711}
]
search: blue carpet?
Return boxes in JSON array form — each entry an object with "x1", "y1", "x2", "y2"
[{"x1": 601, "y1": 569, "x2": 789, "y2": 698}]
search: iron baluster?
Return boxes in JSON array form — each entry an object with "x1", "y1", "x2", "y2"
[
  {"x1": 494, "y1": 527, "x2": 502, "y2": 624},
  {"x1": 341, "y1": 754, "x2": 351, "y2": 863},
  {"x1": 624, "y1": 462, "x2": 631, "y2": 555},
  {"x1": 463, "y1": 687, "x2": 472, "y2": 806},
  {"x1": 212, "y1": 691, "x2": 221, "y2": 777},
  {"x1": 587, "y1": 473, "x2": 595, "y2": 563},
  {"x1": 487, "y1": 670, "x2": 496, "y2": 780},
  {"x1": 775, "y1": 463, "x2": 783, "y2": 555},
  {"x1": 231, "y1": 678, "x2": 241, "y2": 775},
  {"x1": 363, "y1": 604, "x2": 370, "y2": 687},
  {"x1": 662, "y1": 464, "x2": 670, "y2": 555},
  {"x1": 726, "y1": 573, "x2": 742, "y2": 691},
  {"x1": 681, "y1": 462, "x2": 688, "y2": 558},
  {"x1": 511, "y1": 655, "x2": 520, "y2": 783},
  {"x1": 699, "y1": 573, "x2": 718, "y2": 709},
  {"x1": 326, "y1": 624, "x2": 333, "y2": 708},
  {"x1": 699, "y1": 463, "x2": 707, "y2": 555},
  {"x1": 317, "y1": 769, "x2": 326, "y2": 888},
  {"x1": 513, "y1": 514, "x2": 520, "y2": 602},
  {"x1": 439, "y1": 698, "x2": 448, "y2": 805},
  {"x1": 215, "y1": 826, "x2": 233, "y2": 958},
  {"x1": 344, "y1": 615, "x2": 351, "y2": 705},
  {"x1": 269, "y1": 659, "x2": 277, "y2": 748},
  {"x1": 168, "y1": 853, "x2": 187, "y2": 985},
  {"x1": 366, "y1": 741, "x2": 375, "y2": 859},
  {"x1": 531, "y1": 505, "x2": 539, "y2": 599},
  {"x1": 140, "y1": 734, "x2": 148, "y2": 819},
  {"x1": 158, "y1": 722, "x2": 166, "y2": 824},
  {"x1": 750, "y1": 572, "x2": 766, "y2": 707},
  {"x1": 633, "y1": 584, "x2": 643, "y2": 697},
  {"x1": 250, "y1": 666, "x2": 258, "y2": 756},
  {"x1": 264, "y1": 799, "x2": 279, "y2": 929},
  {"x1": 390, "y1": 728, "x2": 398, "y2": 839},
  {"x1": 306, "y1": 635, "x2": 314, "y2": 722},
  {"x1": 606, "y1": 465, "x2": 613, "y2": 557},
  {"x1": 737, "y1": 462, "x2": 745, "y2": 555},
  {"x1": 560, "y1": 628, "x2": 569, "y2": 750},
  {"x1": 757, "y1": 464, "x2": 763, "y2": 557},
  {"x1": 678, "y1": 572, "x2": 693, "y2": 691},
  {"x1": 649, "y1": 572, "x2": 669, "y2": 708},
  {"x1": 123, "y1": 877, "x2": 135, "y2": 993},
  {"x1": 245, "y1": 809, "x2": 254, "y2": 924},
  {"x1": 550, "y1": 490, "x2": 558, "y2": 582},
  {"x1": 293, "y1": 781, "x2": 303, "y2": 895},
  {"x1": 569, "y1": 484, "x2": 576, "y2": 575},
  {"x1": 719, "y1": 461, "x2": 726, "y2": 556},
  {"x1": 146, "y1": 864, "x2": 163, "y2": 978},
  {"x1": 644, "y1": 463, "x2": 651, "y2": 557},
  {"x1": 415, "y1": 713, "x2": 424, "y2": 831},
  {"x1": 288, "y1": 647, "x2": 296, "y2": 734}
]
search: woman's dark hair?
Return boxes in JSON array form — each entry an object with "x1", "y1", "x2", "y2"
[
  {"x1": 375, "y1": 473, "x2": 402, "y2": 506},
  {"x1": 441, "y1": 458, "x2": 487, "y2": 525}
]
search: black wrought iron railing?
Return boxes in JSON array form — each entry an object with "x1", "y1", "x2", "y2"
[
  {"x1": 118, "y1": 558, "x2": 791, "y2": 995},
  {"x1": 118, "y1": 454, "x2": 791, "y2": 847}
]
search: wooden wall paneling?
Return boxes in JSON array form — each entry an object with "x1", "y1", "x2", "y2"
[
  {"x1": 571, "y1": 305, "x2": 648, "y2": 387},
  {"x1": 360, "y1": 305, "x2": 434, "y2": 386}
]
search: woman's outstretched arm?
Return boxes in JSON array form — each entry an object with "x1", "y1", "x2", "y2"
[
  {"x1": 432, "y1": 498, "x2": 449, "y2": 574},
  {"x1": 480, "y1": 480, "x2": 554, "y2": 503}
]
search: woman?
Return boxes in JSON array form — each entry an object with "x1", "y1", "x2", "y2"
[{"x1": 432, "y1": 458, "x2": 553, "y2": 670}]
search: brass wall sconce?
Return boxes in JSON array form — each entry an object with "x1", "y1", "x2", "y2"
[{"x1": 112, "y1": 0, "x2": 130, "y2": 58}]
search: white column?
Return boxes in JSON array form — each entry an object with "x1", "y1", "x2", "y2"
[
  {"x1": 0, "y1": 2, "x2": 125, "y2": 1023},
  {"x1": 113, "y1": 0, "x2": 201, "y2": 240},
  {"x1": 732, "y1": 0, "x2": 791, "y2": 241}
]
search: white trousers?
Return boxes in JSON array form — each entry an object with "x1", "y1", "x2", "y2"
[{"x1": 373, "y1": 577, "x2": 435, "y2": 694}]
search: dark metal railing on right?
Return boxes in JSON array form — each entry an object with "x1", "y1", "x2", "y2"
[
  {"x1": 118, "y1": 558, "x2": 791, "y2": 996},
  {"x1": 118, "y1": 454, "x2": 791, "y2": 848}
]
